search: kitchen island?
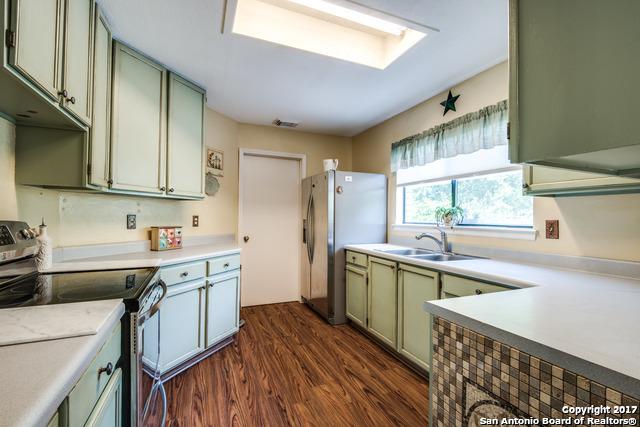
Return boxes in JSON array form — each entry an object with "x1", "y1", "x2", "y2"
[{"x1": 345, "y1": 243, "x2": 640, "y2": 426}]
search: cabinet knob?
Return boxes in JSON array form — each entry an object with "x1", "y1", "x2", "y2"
[
  {"x1": 169, "y1": 188, "x2": 175, "y2": 193},
  {"x1": 68, "y1": 96, "x2": 76, "y2": 104},
  {"x1": 58, "y1": 90, "x2": 69, "y2": 98},
  {"x1": 223, "y1": 262, "x2": 230, "y2": 269},
  {"x1": 98, "y1": 362, "x2": 113, "y2": 378},
  {"x1": 180, "y1": 271, "x2": 189, "y2": 277},
  {"x1": 475, "y1": 289, "x2": 483, "y2": 295},
  {"x1": 160, "y1": 186, "x2": 166, "y2": 191}
]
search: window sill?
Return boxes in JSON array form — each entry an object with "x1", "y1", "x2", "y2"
[{"x1": 391, "y1": 223, "x2": 538, "y2": 241}]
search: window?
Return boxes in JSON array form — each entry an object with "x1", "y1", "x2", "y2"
[{"x1": 396, "y1": 146, "x2": 533, "y2": 228}]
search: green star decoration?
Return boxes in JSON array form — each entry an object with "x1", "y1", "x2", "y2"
[{"x1": 440, "y1": 90, "x2": 460, "y2": 116}]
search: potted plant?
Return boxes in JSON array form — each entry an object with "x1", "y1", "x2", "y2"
[{"x1": 435, "y1": 206, "x2": 464, "y2": 228}]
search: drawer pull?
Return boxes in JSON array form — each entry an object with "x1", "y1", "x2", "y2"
[
  {"x1": 475, "y1": 289, "x2": 483, "y2": 295},
  {"x1": 352, "y1": 256, "x2": 356, "y2": 261},
  {"x1": 223, "y1": 262, "x2": 230, "y2": 269},
  {"x1": 180, "y1": 271, "x2": 189, "y2": 278},
  {"x1": 98, "y1": 362, "x2": 113, "y2": 378}
]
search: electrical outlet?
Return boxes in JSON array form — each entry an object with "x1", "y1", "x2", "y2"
[
  {"x1": 127, "y1": 214, "x2": 136, "y2": 230},
  {"x1": 192, "y1": 215, "x2": 199, "y2": 227},
  {"x1": 545, "y1": 220, "x2": 559, "y2": 239}
]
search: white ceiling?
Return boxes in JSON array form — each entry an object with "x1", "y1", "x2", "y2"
[{"x1": 98, "y1": 0, "x2": 508, "y2": 136}]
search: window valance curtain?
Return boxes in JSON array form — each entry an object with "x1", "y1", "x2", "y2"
[{"x1": 390, "y1": 100, "x2": 508, "y2": 173}]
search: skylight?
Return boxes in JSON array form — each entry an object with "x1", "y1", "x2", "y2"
[
  {"x1": 286, "y1": 0, "x2": 407, "y2": 36},
  {"x1": 229, "y1": 0, "x2": 431, "y2": 69}
]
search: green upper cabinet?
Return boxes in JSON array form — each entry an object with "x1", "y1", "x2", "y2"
[
  {"x1": 167, "y1": 73, "x2": 205, "y2": 198},
  {"x1": 110, "y1": 42, "x2": 167, "y2": 194},
  {"x1": 509, "y1": 0, "x2": 640, "y2": 177},
  {"x1": 397, "y1": 264, "x2": 438, "y2": 371},
  {"x1": 8, "y1": 0, "x2": 94, "y2": 125},
  {"x1": 60, "y1": 0, "x2": 94, "y2": 124},
  {"x1": 523, "y1": 165, "x2": 640, "y2": 197},
  {"x1": 88, "y1": 7, "x2": 111, "y2": 188},
  {"x1": 8, "y1": 0, "x2": 64, "y2": 100},
  {"x1": 367, "y1": 256, "x2": 397, "y2": 348}
]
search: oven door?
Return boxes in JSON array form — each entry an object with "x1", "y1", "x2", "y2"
[{"x1": 136, "y1": 278, "x2": 167, "y2": 426}]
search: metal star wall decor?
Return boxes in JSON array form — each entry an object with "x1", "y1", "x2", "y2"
[{"x1": 440, "y1": 90, "x2": 460, "y2": 116}]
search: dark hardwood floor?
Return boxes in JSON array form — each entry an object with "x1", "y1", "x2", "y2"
[{"x1": 159, "y1": 302, "x2": 429, "y2": 426}]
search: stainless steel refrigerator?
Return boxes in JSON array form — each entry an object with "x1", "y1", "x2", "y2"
[{"x1": 301, "y1": 170, "x2": 387, "y2": 324}]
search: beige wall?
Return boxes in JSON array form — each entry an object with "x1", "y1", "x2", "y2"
[
  {"x1": 3, "y1": 63, "x2": 639, "y2": 260},
  {"x1": 4, "y1": 109, "x2": 351, "y2": 247},
  {"x1": 352, "y1": 61, "x2": 640, "y2": 262}
]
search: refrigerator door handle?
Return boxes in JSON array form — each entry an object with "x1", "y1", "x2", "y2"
[{"x1": 308, "y1": 194, "x2": 315, "y2": 263}]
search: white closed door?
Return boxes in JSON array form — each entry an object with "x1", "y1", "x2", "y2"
[{"x1": 240, "y1": 152, "x2": 302, "y2": 306}]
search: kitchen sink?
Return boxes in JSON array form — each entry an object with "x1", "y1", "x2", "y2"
[
  {"x1": 375, "y1": 248, "x2": 434, "y2": 256},
  {"x1": 408, "y1": 253, "x2": 477, "y2": 262}
]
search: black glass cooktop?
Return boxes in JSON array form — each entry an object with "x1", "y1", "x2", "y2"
[{"x1": 0, "y1": 267, "x2": 158, "y2": 309}]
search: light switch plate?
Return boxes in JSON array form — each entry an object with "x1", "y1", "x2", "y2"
[
  {"x1": 545, "y1": 220, "x2": 559, "y2": 239},
  {"x1": 192, "y1": 215, "x2": 199, "y2": 227},
  {"x1": 127, "y1": 214, "x2": 136, "y2": 230}
]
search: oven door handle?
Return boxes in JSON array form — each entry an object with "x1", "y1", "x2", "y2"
[{"x1": 138, "y1": 279, "x2": 167, "y2": 325}]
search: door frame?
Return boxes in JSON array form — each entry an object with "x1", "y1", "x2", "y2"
[{"x1": 238, "y1": 148, "x2": 307, "y2": 303}]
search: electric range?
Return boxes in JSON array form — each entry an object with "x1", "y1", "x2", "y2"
[{"x1": 0, "y1": 221, "x2": 168, "y2": 426}]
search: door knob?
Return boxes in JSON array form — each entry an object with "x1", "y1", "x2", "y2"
[{"x1": 243, "y1": 236, "x2": 250, "y2": 242}]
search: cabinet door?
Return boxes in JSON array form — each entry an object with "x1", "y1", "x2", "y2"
[
  {"x1": 510, "y1": 0, "x2": 640, "y2": 170},
  {"x1": 523, "y1": 165, "x2": 640, "y2": 196},
  {"x1": 111, "y1": 42, "x2": 167, "y2": 194},
  {"x1": 167, "y1": 73, "x2": 205, "y2": 198},
  {"x1": 367, "y1": 256, "x2": 397, "y2": 347},
  {"x1": 61, "y1": 0, "x2": 93, "y2": 124},
  {"x1": 8, "y1": 0, "x2": 64, "y2": 100},
  {"x1": 206, "y1": 270, "x2": 240, "y2": 347},
  {"x1": 397, "y1": 264, "x2": 438, "y2": 371},
  {"x1": 85, "y1": 368, "x2": 123, "y2": 427},
  {"x1": 144, "y1": 280, "x2": 205, "y2": 373},
  {"x1": 345, "y1": 265, "x2": 367, "y2": 327},
  {"x1": 441, "y1": 274, "x2": 510, "y2": 299},
  {"x1": 88, "y1": 8, "x2": 111, "y2": 188}
]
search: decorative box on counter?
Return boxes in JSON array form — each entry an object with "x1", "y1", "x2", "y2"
[{"x1": 150, "y1": 226, "x2": 183, "y2": 251}]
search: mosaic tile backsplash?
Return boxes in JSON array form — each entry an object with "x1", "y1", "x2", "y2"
[{"x1": 431, "y1": 317, "x2": 640, "y2": 427}]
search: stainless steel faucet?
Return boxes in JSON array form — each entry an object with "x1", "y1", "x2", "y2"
[{"x1": 415, "y1": 230, "x2": 450, "y2": 253}]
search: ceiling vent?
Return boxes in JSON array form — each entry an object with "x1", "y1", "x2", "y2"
[{"x1": 272, "y1": 118, "x2": 299, "y2": 128}]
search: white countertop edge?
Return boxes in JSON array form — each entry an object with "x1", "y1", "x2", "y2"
[
  {"x1": 423, "y1": 301, "x2": 640, "y2": 398},
  {"x1": 40, "y1": 245, "x2": 241, "y2": 273},
  {"x1": 6, "y1": 300, "x2": 125, "y2": 427}
]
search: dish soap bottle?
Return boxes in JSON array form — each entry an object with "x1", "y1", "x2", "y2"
[{"x1": 35, "y1": 219, "x2": 53, "y2": 271}]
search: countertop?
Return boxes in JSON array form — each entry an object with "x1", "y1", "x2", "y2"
[
  {"x1": 346, "y1": 243, "x2": 640, "y2": 397},
  {"x1": 42, "y1": 242, "x2": 241, "y2": 273},
  {"x1": 0, "y1": 299, "x2": 124, "y2": 427}
]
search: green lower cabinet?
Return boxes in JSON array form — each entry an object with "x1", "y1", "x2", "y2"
[
  {"x1": 345, "y1": 264, "x2": 367, "y2": 327},
  {"x1": 367, "y1": 256, "x2": 398, "y2": 348},
  {"x1": 206, "y1": 270, "x2": 240, "y2": 347},
  {"x1": 441, "y1": 274, "x2": 510, "y2": 298},
  {"x1": 84, "y1": 368, "x2": 123, "y2": 427},
  {"x1": 144, "y1": 279, "x2": 206, "y2": 373},
  {"x1": 397, "y1": 264, "x2": 439, "y2": 371}
]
